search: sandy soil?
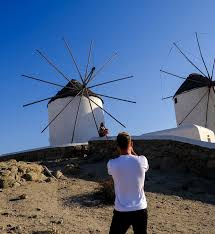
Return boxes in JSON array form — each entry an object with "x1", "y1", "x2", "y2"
[{"x1": 0, "y1": 158, "x2": 214, "y2": 234}]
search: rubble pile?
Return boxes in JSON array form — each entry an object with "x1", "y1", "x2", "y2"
[{"x1": 0, "y1": 160, "x2": 48, "y2": 189}]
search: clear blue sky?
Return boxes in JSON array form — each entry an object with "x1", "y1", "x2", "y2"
[{"x1": 1, "y1": 0, "x2": 215, "y2": 154}]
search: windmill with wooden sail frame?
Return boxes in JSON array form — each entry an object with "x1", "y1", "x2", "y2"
[
  {"x1": 22, "y1": 38, "x2": 136, "y2": 146},
  {"x1": 160, "y1": 32, "x2": 215, "y2": 134}
]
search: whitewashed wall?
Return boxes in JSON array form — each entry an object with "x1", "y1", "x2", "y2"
[
  {"x1": 174, "y1": 87, "x2": 215, "y2": 132},
  {"x1": 142, "y1": 124, "x2": 215, "y2": 143},
  {"x1": 48, "y1": 95, "x2": 104, "y2": 146}
]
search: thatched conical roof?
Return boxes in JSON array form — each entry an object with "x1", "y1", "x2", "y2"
[{"x1": 48, "y1": 79, "x2": 103, "y2": 104}]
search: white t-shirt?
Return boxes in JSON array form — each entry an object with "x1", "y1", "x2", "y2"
[{"x1": 107, "y1": 155, "x2": 149, "y2": 212}]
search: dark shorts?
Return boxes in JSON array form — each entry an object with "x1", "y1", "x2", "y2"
[{"x1": 109, "y1": 208, "x2": 148, "y2": 234}]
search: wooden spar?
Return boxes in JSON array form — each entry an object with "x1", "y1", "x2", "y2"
[
  {"x1": 205, "y1": 88, "x2": 211, "y2": 127},
  {"x1": 36, "y1": 49, "x2": 80, "y2": 90},
  {"x1": 41, "y1": 89, "x2": 82, "y2": 133},
  {"x1": 62, "y1": 37, "x2": 84, "y2": 84},
  {"x1": 84, "y1": 40, "x2": 93, "y2": 83},
  {"x1": 86, "y1": 52, "x2": 118, "y2": 85},
  {"x1": 173, "y1": 42, "x2": 207, "y2": 77},
  {"x1": 71, "y1": 90, "x2": 84, "y2": 143},
  {"x1": 195, "y1": 32, "x2": 211, "y2": 79},
  {"x1": 85, "y1": 89, "x2": 99, "y2": 133},
  {"x1": 88, "y1": 96, "x2": 126, "y2": 128},
  {"x1": 160, "y1": 70, "x2": 206, "y2": 84},
  {"x1": 179, "y1": 89, "x2": 209, "y2": 125},
  {"x1": 95, "y1": 92, "x2": 136, "y2": 103},
  {"x1": 88, "y1": 76, "x2": 133, "y2": 89}
]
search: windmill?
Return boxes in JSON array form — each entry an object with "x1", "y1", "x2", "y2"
[
  {"x1": 22, "y1": 38, "x2": 136, "y2": 146},
  {"x1": 160, "y1": 32, "x2": 215, "y2": 134}
]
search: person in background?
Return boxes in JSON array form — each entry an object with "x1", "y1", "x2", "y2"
[
  {"x1": 98, "y1": 122, "x2": 109, "y2": 137},
  {"x1": 107, "y1": 132, "x2": 149, "y2": 234}
]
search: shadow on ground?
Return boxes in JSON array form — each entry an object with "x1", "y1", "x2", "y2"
[{"x1": 41, "y1": 157, "x2": 215, "y2": 206}]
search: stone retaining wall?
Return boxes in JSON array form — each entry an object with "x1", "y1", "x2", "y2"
[
  {"x1": 1, "y1": 139, "x2": 215, "y2": 179},
  {"x1": 0, "y1": 144, "x2": 88, "y2": 162},
  {"x1": 88, "y1": 139, "x2": 215, "y2": 179}
]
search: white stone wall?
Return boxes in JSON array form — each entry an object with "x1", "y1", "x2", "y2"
[
  {"x1": 174, "y1": 87, "x2": 215, "y2": 132},
  {"x1": 141, "y1": 124, "x2": 215, "y2": 143},
  {"x1": 48, "y1": 95, "x2": 104, "y2": 146}
]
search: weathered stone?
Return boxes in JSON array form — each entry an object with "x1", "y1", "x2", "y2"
[
  {"x1": 23, "y1": 172, "x2": 40, "y2": 181},
  {"x1": 62, "y1": 164, "x2": 80, "y2": 175},
  {"x1": 13, "y1": 182, "x2": 21, "y2": 188},
  {"x1": 0, "y1": 176, "x2": 16, "y2": 188},
  {"x1": 45, "y1": 177, "x2": 55, "y2": 183},
  {"x1": 53, "y1": 170, "x2": 63, "y2": 179},
  {"x1": 19, "y1": 194, "x2": 27, "y2": 200}
]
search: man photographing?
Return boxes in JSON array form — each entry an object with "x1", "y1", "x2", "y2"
[{"x1": 107, "y1": 132, "x2": 149, "y2": 234}]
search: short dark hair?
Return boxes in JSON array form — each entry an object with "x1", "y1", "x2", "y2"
[{"x1": 117, "y1": 132, "x2": 131, "y2": 149}]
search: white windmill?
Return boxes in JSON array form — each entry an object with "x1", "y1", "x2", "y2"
[
  {"x1": 22, "y1": 39, "x2": 136, "y2": 146},
  {"x1": 159, "y1": 33, "x2": 215, "y2": 142}
]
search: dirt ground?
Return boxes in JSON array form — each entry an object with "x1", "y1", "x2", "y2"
[{"x1": 0, "y1": 158, "x2": 215, "y2": 234}]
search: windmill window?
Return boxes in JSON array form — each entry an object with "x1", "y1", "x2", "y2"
[
  {"x1": 174, "y1": 98, "x2": 178, "y2": 104},
  {"x1": 207, "y1": 135, "x2": 211, "y2": 142}
]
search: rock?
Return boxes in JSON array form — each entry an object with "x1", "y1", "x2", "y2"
[
  {"x1": 10, "y1": 225, "x2": 22, "y2": 233},
  {"x1": 45, "y1": 177, "x2": 55, "y2": 183},
  {"x1": 51, "y1": 219, "x2": 63, "y2": 224},
  {"x1": 28, "y1": 214, "x2": 37, "y2": 218},
  {"x1": 0, "y1": 161, "x2": 47, "y2": 189},
  {"x1": 0, "y1": 176, "x2": 16, "y2": 189},
  {"x1": 13, "y1": 182, "x2": 21, "y2": 188},
  {"x1": 173, "y1": 196, "x2": 182, "y2": 201},
  {"x1": 62, "y1": 164, "x2": 80, "y2": 175},
  {"x1": 53, "y1": 170, "x2": 63, "y2": 179},
  {"x1": 19, "y1": 194, "x2": 27, "y2": 200},
  {"x1": 23, "y1": 171, "x2": 41, "y2": 181}
]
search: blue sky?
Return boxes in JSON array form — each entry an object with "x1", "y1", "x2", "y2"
[{"x1": 1, "y1": 0, "x2": 215, "y2": 154}]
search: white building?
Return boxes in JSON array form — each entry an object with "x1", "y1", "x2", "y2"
[
  {"x1": 48, "y1": 79, "x2": 104, "y2": 146},
  {"x1": 142, "y1": 124, "x2": 215, "y2": 143},
  {"x1": 173, "y1": 73, "x2": 215, "y2": 132}
]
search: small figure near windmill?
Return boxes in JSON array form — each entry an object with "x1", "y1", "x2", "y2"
[
  {"x1": 98, "y1": 122, "x2": 109, "y2": 137},
  {"x1": 22, "y1": 39, "x2": 135, "y2": 146}
]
